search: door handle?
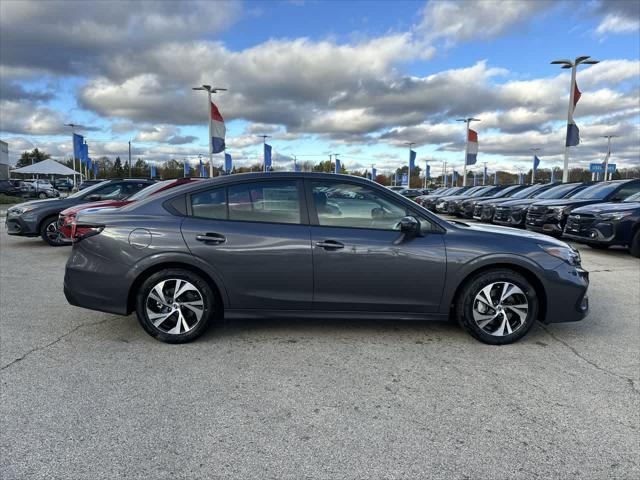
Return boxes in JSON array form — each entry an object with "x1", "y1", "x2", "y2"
[
  {"x1": 315, "y1": 240, "x2": 344, "y2": 250},
  {"x1": 196, "y1": 233, "x2": 226, "y2": 245}
]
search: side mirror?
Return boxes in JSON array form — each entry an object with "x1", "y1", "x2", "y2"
[
  {"x1": 86, "y1": 194, "x2": 101, "y2": 201},
  {"x1": 398, "y1": 216, "x2": 420, "y2": 233}
]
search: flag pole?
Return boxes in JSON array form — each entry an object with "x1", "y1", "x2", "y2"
[
  {"x1": 563, "y1": 64, "x2": 577, "y2": 183},
  {"x1": 463, "y1": 120, "x2": 469, "y2": 186},
  {"x1": 530, "y1": 148, "x2": 540, "y2": 183},
  {"x1": 405, "y1": 142, "x2": 414, "y2": 188}
]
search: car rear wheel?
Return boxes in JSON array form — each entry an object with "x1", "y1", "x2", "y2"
[
  {"x1": 39, "y1": 216, "x2": 67, "y2": 247},
  {"x1": 630, "y1": 230, "x2": 640, "y2": 258},
  {"x1": 456, "y1": 269, "x2": 538, "y2": 345},
  {"x1": 135, "y1": 269, "x2": 216, "y2": 343}
]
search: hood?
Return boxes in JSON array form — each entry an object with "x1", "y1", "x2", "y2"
[
  {"x1": 529, "y1": 198, "x2": 598, "y2": 209},
  {"x1": 572, "y1": 201, "x2": 640, "y2": 214},
  {"x1": 451, "y1": 220, "x2": 568, "y2": 247},
  {"x1": 61, "y1": 199, "x2": 129, "y2": 216},
  {"x1": 497, "y1": 198, "x2": 538, "y2": 208},
  {"x1": 470, "y1": 196, "x2": 513, "y2": 206},
  {"x1": 438, "y1": 194, "x2": 469, "y2": 202},
  {"x1": 9, "y1": 198, "x2": 63, "y2": 209}
]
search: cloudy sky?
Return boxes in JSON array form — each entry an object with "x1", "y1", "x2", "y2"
[{"x1": 0, "y1": 0, "x2": 638, "y2": 175}]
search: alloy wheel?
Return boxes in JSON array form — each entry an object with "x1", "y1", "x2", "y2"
[
  {"x1": 472, "y1": 282, "x2": 529, "y2": 336},
  {"x1": 45, "y1": 220, "x2": 64, "y2": 245},
  {"x1": 145, "y1": 279, "x2": 205, "y2": 335}
]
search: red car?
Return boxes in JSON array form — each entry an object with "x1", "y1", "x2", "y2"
[{"x1": 58, "y1": 178, "x2": 200, "y2": 239}]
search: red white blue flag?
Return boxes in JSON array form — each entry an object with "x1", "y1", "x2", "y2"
[
  {"x1": 466, "y1": 129, "x2": 478, "y2": 165},
  {"x1": 210, "y1": 101, "x2": 226, "y2": 154},
  {"x1": 566, "y1": 82, "x2": 581, "y2": 147}
]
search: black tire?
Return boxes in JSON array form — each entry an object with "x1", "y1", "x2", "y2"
[
  {"x1": 456, "y1": 268, "x2": 538, "y2": 345},
  {"x1": 135, "y1": 268, "x2": 217, "y2": 344},
  {"x1": 630, "y1": 229, "x2": 640, "y2": 258},
  {"x1": 39, "y1": 216, "x2": 67, "y2": 247},
  {"x1": 587, "y1": 243, "x2": 609, "y2": 250}
]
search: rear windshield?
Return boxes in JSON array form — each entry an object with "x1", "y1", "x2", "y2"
[
  {"x1": 571, "y1": 182, "x2": 621, "y2": 200},
  {"x1": 127, "y1": 180, "x2": 174, "y2": 201},
  {"x1": 624, "y1": 192, "x2": 640, "y2": 202}
]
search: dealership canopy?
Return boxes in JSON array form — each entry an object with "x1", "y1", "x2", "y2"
[{"x1": 11, "y1": 159, "x2": 80, "y2": 176}]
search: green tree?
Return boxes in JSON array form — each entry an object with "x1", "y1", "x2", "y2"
[
  {"x1": 112, "y1": 156, "x2": 124, "y2": 178},
  {"x1": 15, "y1": 148, "x2": 50, "y2": 168}
]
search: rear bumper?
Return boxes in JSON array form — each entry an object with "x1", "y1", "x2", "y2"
[{"x1": 64, "y1": 248, "x2": 132, "y2": 315}]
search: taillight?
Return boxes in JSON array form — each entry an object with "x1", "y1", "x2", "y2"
[{"x1": 71, "y1": 223, "x2": 104, "y2": 243}]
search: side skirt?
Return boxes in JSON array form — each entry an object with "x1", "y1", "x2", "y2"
[{"x1": 224, "y1": 309, "x2": 451, "y2": 322}]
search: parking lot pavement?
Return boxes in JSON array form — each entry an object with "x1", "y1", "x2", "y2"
[{"x1": 1, "y1": 221, "x2": 639, "y2": 480}]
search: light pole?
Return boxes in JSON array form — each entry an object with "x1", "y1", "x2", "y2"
[
  {"x1": 551, "y1": 56, "x2": 599, "y2": 182},
  {"x1": 602, "y1": 135, "x2": 618, "y2": 181},
  {"x1": 482, "y1": 162, "x2": 488, "y2": 185},
  {"x1": 64, "y1": 123, "x2": 83, "y2": 188},
  {"x1": 259, "y1": 135, "x2": 271, "y2": 171},
  {"x1": 456, "y1": 117, "x2": 480, "y2": 186},
  {"x1": 192, "y1": 85, "x2": 227, "y2": 177},
  {"x1": 442, "y1": 160, "x2": 447, "y2": 187},
  {"x1": 404, "y1": 142, "x2": 415, "y2": 188},
  {"x1": 128, "y1": 140, "x2": 132, "y2": 178},
  {"x1": 530, "y1": 148, "x2": 540, "y2": 184},
  {"x1": 424, "y1": 160, "x2": 429, "y2": 189}
]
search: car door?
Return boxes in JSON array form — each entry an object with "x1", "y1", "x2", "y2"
[
  {"x1": 307, "y1": 179, "x2": 447, "y2": 313},
  {"x1": 180, "y1": 179, "x2": 313, "y2": 310}
]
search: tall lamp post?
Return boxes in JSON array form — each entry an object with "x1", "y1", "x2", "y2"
[
  {"x1": 551, "y1": 56, "x2": 599, "y2": 182},
  {"x1": 192, "y1": 85, "x2": 227, "y2": 177},
  {"x1": 602, "y1": 135, "x2": 619, "y2": 181},
  {"x1": 456, "y1": 117, "x2": 480, "y2": 186},
  {"x1": 530, "y1": 147, "x2": 540, "y2": 183}
]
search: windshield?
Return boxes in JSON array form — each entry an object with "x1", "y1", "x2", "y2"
[
  {"x1": 624, "y1": 192, "x2": 640, "y2": 202},
  {"x1": 67, "y1": 181, "x2": 107, "y2": 198},
  {"x1": 509, "y1": 184, "x2": 544, "y2": 199},
  {"x1": 493, "y1": 185, "x2": 523, "y2": 198},
  {"x1": 468, "y1": 187, "x2": 493, "y2": 197},
  {"x1": 126, "y1": 180, "x2": 174, "y2": 201},
  {"x1": 443, "y1": 187, "x2": 463, "y2": 195},
  {"x1": 570, "y1": 182, "x2": 621, "y2": 200},
  {"x1": 535, "y1": 183, "x2": 581, "y2": 199}
]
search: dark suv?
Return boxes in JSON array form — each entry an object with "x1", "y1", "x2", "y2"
[
  {"x1": 525, "y1": 180, "x2": 640, "y2": 237},
  {"x1": 64, "y1": 172, "x2": 589, "y2": 346},
  {"x1": 563, "y1": 191, "x2": 640, "y2": 256},
  {"x1": 5, "y1": 179, "x2": 154, "y2": 246}
]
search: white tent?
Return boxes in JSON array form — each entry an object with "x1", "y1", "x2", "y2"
[{"x1": 11, "y1": 159, "x2": 80, "y2": 175}]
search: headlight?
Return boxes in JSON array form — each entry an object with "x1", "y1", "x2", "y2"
[
  {"x1": 539, "y1": 244, "x2": 581, "y2": 266},
  {"x1": 7, "y1": 206, "x2": 33, "y2": 216},
  {"x1": 598, "y1": 211, "x2": 632, "y2": 221}
]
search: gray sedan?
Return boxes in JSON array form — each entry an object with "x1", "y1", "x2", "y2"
[{"x1": 64, "y1": 172, "x2": 589, "y2": 345}]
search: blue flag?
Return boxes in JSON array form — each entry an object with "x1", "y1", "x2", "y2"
[
  {"x1": 394, "y1": 172, "x2": 398, "y2": 185},
  {"x1": 452, "y1": 171, "x2": 458, "y2": 185},
  {"x1": 371, "y1": 167, "x2": 377, "y2": 181},
  {"x1": 426, "y1": 164, "x2": 431, "y2": 179},
  {"x1": 225, "y1": 153, "x2": 233, "y2": 173},
  {"x1": 93, "y1": 163, "x2": 98, "y2": 177},
  {"x1": 566, "y1": 123, "x2": 579, "y2": 147},
  {"x1": 87, "y1": 157, "x2": 92, "y2": 171},
  {"x1": 335, "y1": 158, "x2": 341, "y2": 173},
  {"x1": 264, "y1": 144, "x2": 272, "y2": 171},
  {"x1": 184, "y1": 161, "x2": 190, "y2": 176},
  {"x1": 81, "y1": 143, "x2": 89, "y2": 164},
  {"x1": 550, "y1": 168, "x2": 555, "y2": 183},
  {"x1": 150, "y1": 165, "x2": 156, "y2": 178},
  {"x1": 533, "y1": 155, "x2": 541, "y2": 174},
  {"x1": 294, "y1": 163, "x2": 301, "y2": 172},
  {"x1": 73, "y1": 134, "x2": 84, "y2": 160},
  {"x1": 200, "y1": 162, "x2": 206, "y2": 178},
  {"x1": 409, "y1": 150, "x2": 416, "y2": 171}
]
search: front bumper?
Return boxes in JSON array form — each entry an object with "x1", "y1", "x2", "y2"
[
  {"x1": 5, "y1": 215, "x2": 39, "y2": 236},
  {"x1": 542, "y1": 263, "x2": 589, "y2": 324},
  {"x1": 563, "y1": 216, "x2": 630, "y2": 246},
  {"x1": 525, "y1": 212, "x2": 563, "y2": 236}
]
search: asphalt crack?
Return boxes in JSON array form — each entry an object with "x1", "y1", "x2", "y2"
[
  {"x1": 539, "y1": 324, "x2": 639, "y2": 396},
  {"x1": 1, "y1": 317, "x2": 116, "y2": 372}
]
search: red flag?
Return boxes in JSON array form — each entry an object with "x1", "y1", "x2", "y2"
[{"x1": 573, "y1": 82, "x2": 581, "y2": 108}]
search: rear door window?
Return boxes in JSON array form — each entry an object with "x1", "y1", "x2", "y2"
[{"x1": 228, "y1": 181, "x2": 301, "y2": 224}]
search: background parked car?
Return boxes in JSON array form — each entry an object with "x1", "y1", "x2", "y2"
[
  {"x1": 5, "y1": 179, "x2": 154, "y2": 246},
  {"x1": 437, "y1": 185, "x2": 508, "y2": 216},
  {"x1": 21, "y1": 180, "x2": 60, "y2": 199},
  {"x1": 471, "y1": 183, "x2": 556, "y2": 223},
  {"x1": 526, "y1": 179, "x2": 640, "y2": 237},
  {"x1": 58, "y1": 177, "x2": 203, "y2": 240},
  {"x1": 398, "y1": 188, "x2": 424, "y2": 200},
  {"x1": 53, "y1": 178, "x2": 74, "y2": 192},
  {"x1": 457, "y1": 184, "x2": 529, "y2": 219},
  {"x1": 416, "y1": 186, "x2": 469, "y2": 211},
  {"x1": 563, "y1": 191, "x2": 640, "y2": 257},
  {"x1": 0, "y1": 179, "x2": 23, "y2": 197},
  {"x1": 65, "y1": 172, "x2": 589, "y2": 346},
  {"x1": 493, "y1": 182, "x2": 591, "y2": 228}
]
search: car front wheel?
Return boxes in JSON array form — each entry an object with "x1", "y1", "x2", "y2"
[
  {"x1": 40, "y1": 216, "x2": 67, "y2": 247},
  {"x1": 456, "y1": 269, "x2": 538, "y2": 345},
  {"x1": 135, "y1": 269, "x2": 216, "y2": 343},
  {"x1": 630, "y1": 230, "x2": 640, "y2": 258}
]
